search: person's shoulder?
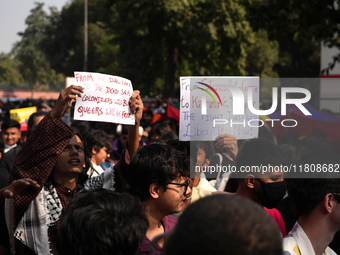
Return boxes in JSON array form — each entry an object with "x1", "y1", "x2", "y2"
[
  {"x1": 263, "y1": 207, "x2": 279, "y2": 214},
  {"x1": 0, "y1": 171, "x2": 9, "y2": 188},
  {"x1": 325, "y1": 246, "x2": 337, "y2": 255},
  {"x1": 282, "y1": 235, "x2": 300, "y2": 255},
  {"x1": 164, "y1": 215, "x2": 178, "y2": 223},
  {"x1": 139, "y1": 235, "x2": 151, "y2": 253},
  {"x1": 163, "y1": 215, "x2": 178, "y2": 230},
  {"x1": 283, "y1": 222, "x2": 301, "y2": 251},
  {"x1": 264, "y1": 207, "x2": 287, "y2": 236},
  {"x1": 282, "y1": 224, "x2": 300, "y2": 254},
  {"x1": 263, "y1": 207, "x2": 284, "y2": 222},
  {"x1": 2, "y1": 144, "x2": 21, "y2": 159}
]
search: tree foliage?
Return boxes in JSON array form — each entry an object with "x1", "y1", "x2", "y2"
[
  {"x1": 4, "y1": 0, "x2": 340, "y2": 97},
  {"x1": 33, "y1": 0, "x2": 280, "y2": 97},
  {"x1": 0, "y1": 53, "x2": 24, "y2": 86},
  {"x1": 245, "y1": 0, "x2": 326, "y2": 77},
  {"x1": 97, "y1": 0, "x2": 270, "y2": 97},
  {"x1": 12, "y1": 3, "x2": 64, "y2": 91},
  {"x1": 44, "y1": 0, "x2": 110, "y2": 76}
]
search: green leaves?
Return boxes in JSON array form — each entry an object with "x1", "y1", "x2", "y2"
[
  {"x1": 12, "y1": 2, "x2": 64, "y2": 90},
  {"x1": 4, "y1": 0, "x2": 337, "y2": 96},
  {"x1": 0, "y1": 53, "x2": 24, "y2": 86}
]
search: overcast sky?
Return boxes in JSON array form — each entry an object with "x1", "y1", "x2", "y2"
[{"x1": 0, "y1": 0, "x2": 70, "y2": 54}]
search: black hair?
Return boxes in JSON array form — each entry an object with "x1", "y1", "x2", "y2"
[
  {"x1": 285, "y1": 137, "x2": 340, "y2": 217},
  {"x1": 162, "y1": 117, "x2": 179, "y2": 134},
  {"x1": 166, "y1": 140, "x2": 190, "y2": 157},
  {"x1": 158, "y1": 132, "x2": 178, "y2": 143},
  {"x1": 71, "y1": 121, "x2": 92, "y2": 138},
  {"x1": 155, "y1": 100, "x2": 162, "y2": 108},
  {"x1": 140, "y1": 119, "x2": 151, "y2": 129},
  {"x1": 149, "y1": 123, "x2": 173, "y2": 139},
  {"x1": 85, "y1": 130, "x2": 113, "y2": 156},
  {"x1": 297, "y1": 136, "x2": 339, "y2": 153},
  {"x1": 128, "y1": 143, "x2": 189, "y2": 201},
  {"x1": 36, "y1": 103, "x2": 50, "y2": 111},
  {"x1": 61, "y1": 189, "x2": 148, "y2": 255},
  {"x1": 143, "y1": 109, "x2": 154, "y2": 118},
  {"x1": 279, "y1": 144, "x2": 297, "y2": 165},
  {"x1": 193, "y1": 141, "x2": 213, "y2": 160},
  {"x1": 166, "y1": 140, "x2": 193, "y2": 176},
  {"x1": 119, "y1": 124, "x2": 129, "y2": 135},
  {"x1": 258, "y1": 125, "x2": 276, "y2": 143},
  {"x1": 162, "y1": 117, "x2": 178, "y2": 127},
  {"x1": 235, "y1": 138, "x2": 288, "y2": 178},
  {"x1": 164, "y1": 195, "x2": 283, "y2": 255},
  {"x1": 1, "y1": 119, "x2": 20, "y2": 131},
  {"x1": 0, "y1": 137, "x2": 4, "y2": 155},
  {"x1": 27, "y1": 111, "x2": 48, "y2": 130},
  {"x1": 26, "y1": 111, "x2": 48, "y2": 138}
]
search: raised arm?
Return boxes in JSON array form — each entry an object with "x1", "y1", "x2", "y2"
[
  {"x1": 0, "y1": 179, "x2": 40, "y2": 200},
  {"x1": 109, "y1": 90, "x2": 143, "y2": 192},
  {"x1": 127, "y1": 90, "x2": 143, "y2": 158},
  {"x1": 50, "y1": 85, "x2": 84, "y2": 121},
  {"x1": 10, "y1": 86, "x2": 83, "y2": 221}
]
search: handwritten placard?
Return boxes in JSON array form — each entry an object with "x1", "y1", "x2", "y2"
[
  {"x1": 73, "y1": 72, "x2": 135, "y2": 125},
  {"x1": 10, "y1": 106, "x2": 37, "y2": 125},
  {"x1": 179, "y1": 77, "x2": 260, "y2": 141}
]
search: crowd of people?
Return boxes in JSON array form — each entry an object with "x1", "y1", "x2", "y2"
[{"x1": 0, "y1": 85, "x2": 339, "y2": 255}]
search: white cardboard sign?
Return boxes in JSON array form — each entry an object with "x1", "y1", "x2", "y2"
[
  {"x1": 179, "y1": 76, "x2": 260, "y2": 141},
  {"x1": 73, "y1": 72, "x2": 135, "y2": 125}
]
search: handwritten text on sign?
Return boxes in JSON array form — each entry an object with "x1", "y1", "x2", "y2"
[
  {"x1": 10, "y1": 106, "x2": 37, "y2": 125},
  {"x1": 179, "y1": 77, "x2": 260, "y2": 141},
  {"x1": 73, "y1": 72, "x2": 134, "y2": 125}
]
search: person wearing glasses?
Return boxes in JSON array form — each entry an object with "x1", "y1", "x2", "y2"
[
  {"x1": 284, "y1": 137, "x2": 340, "y2": 255},
  {"x1": 127, "y1": 143, "x2": 191, "y2": 255}
]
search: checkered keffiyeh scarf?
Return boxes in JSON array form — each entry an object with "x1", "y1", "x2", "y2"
[
  {"x1": 13, "y1": 186, "x2": 62, "y2": 255},
  {"x1": 8, "y1": 167, "x2": 115, "y2": 255}
]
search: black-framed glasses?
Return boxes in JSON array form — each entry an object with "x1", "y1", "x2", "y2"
[
  {"x1": 161, "y1": 177, "x2": 190, "y2": 196},
  {"x1": 333, "y1": 193, "x2": 340, "y2": 202}
]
